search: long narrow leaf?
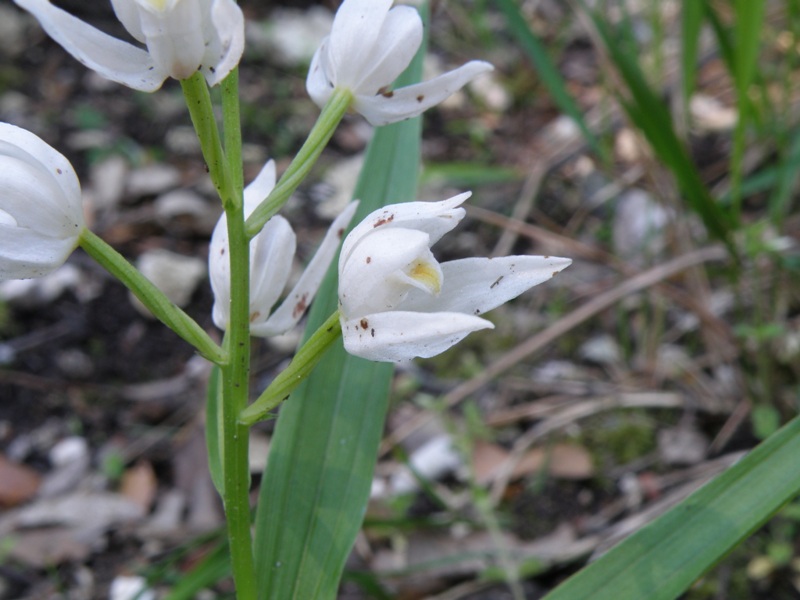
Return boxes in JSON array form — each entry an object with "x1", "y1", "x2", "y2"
[
  {"x1": 680, "y1": 0, "x2": 704, "y2": 123},
  {"x1": 544, "y1": 414, "x2": 800, "y2": 600},
  {"x1": 497, "y1": 0, "x2": 607, "y2": 161},
  {"x1": 586, "y1": 7, "x2": 737, "y2": 253},
  {"x1": 252, "y1": 12, "x2": 428, "y2": 599}
]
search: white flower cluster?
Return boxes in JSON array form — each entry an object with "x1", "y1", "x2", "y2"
[{"x1": 3, "y1": 0, "x2": 570, "y2": 361}]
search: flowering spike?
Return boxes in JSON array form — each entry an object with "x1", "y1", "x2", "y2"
[{"x1": 338, "y1": 195, "x2": 571, "y2": 362}]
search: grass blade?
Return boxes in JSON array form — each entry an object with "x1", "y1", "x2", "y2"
[
  {"x1": 251, "y1": 11, "x2": 427, "y2": 598},
  {"x1": 729, "y1": 0, "x2": 766, "y2": 214},
  {"x1": 585, "y1": 6, "x2": 737, "y2": 254},
  {"x1": 497, "y1": 0, "x2": 608, "y2": 161},
  {"x1": 680, "y1": 0, "x2": 704, "y2": 124},
  {"x1": 544, "y1": 414, "x2": 800, "y2": 600}
]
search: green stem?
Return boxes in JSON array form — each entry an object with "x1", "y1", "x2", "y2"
[
  {"x1": 183, "y1": 70, "x2": 256, "y2": 599},
  {"x1": 239, "y1": 311, "x2": 342, "y2": 426},
  {"x1": 221, "y1": 68, "x2": 244, "y2": 196},
  {"x1": 78, "y1": 229, "x2": 225, "y2": 365},
  {"x1": 219, "y1": 199, "x2": 257, "y2": 600},
  {"x1": 244, "y1": 89, "x2": 353, "y2": 238},
  {"x1": 181, "y1": 72, "x2": 238, "y2": 211}
]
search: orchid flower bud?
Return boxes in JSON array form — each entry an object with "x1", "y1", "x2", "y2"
[
  {"x1": 306, "y1": 0, "x2": 493, "y2": 126},
  {"x1": 0, "y1": 123, "x2": 85, "y2": 281},
  {"x1": 210, "y1": 160, "x2": 358, "y2": 337},
  {"x1": 14, "y1": 0, "x2": 244, "y2": 91},
  {"x1": 338, "y1": 193, "x2": 571, "y2": 362}
]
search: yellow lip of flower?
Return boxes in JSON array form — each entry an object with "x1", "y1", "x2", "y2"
[
  {"x1": 139, "y1": 0, "x2": 172, "y2": 11},
  {"x1": 407, "y1": 259, "x2": 442, "y2": 295}
]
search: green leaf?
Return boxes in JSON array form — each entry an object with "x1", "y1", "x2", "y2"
[
  {"x1": 544, "y1": 414, "x2": 800, "y2": 600},
  {"x1": 205, "y1": 365, "x2": 225, "y2": 496},
  {"x1": 680, "y1": 0, "x2": 704, "y2": 121},
  {"x1": 584, "y1": 7, "x2": 737, "y2": 255},
  {"x1": 252, "y1": 9, "x2": 427, "y2": 599},
  {"x1": 496, "y1": 0, "x2": 608, "y2": 161}
]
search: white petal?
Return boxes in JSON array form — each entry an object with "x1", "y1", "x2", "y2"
[
  {"x1": 327, "y1": 0, "x2": 393, "y2": 87},
  {"x1": 138, "y1": 0, "x2": 206, "y2": 80},
  {"x1": 208, "y1": 213, "x2": 232, "y2": 330},
  {"x1": 403, "y1": 255, "x2": 572, "y2": 316},
  {"x1": 341, "y1": 310, "x2": 493, "y2": 362},
  {"x1": 306, "y1": 41, "x2": 333, "y2": 109},
  {"x1": 0, "y1": 223, "x2": 78, "y2": 280},
  {"x1": 201, "y1": 0, "x2": 245, "y2": 86},
  {"x1": 351, "y1": 5, "x2": 422, "y2": 93},
  {"x1": 110, "y1": 0, "x2": 147, "y2": 43},
  {"x1": 340, "y1": 194, "x2": 469, "y2": 267},
  {"x1": 339, "y1": 227, "x2": 434, "y2": 320},
  {"x1": 0, "y1": 123, "x2": 82, "y2": 228},
  {"x1": 252, "y1": 201, "x2": 359, "y2": 337},
  {"x1": 14, "y1": 0, "x2": 168, "y2": 92},
  {"x1": 249, "y1": 216, "x2": 296, "y2": 324},
  {"x1": 355, "y1": 60, "x2": 494, "y2": 126},
  {"x1": 242, "y1": 159, "x2": 277, "y2": 217},
  {"x1": 0, "y1": 156, "x2": 76, "y2": 237}
]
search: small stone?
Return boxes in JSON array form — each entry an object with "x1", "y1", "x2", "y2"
[
  {"x1": 0, "y1": 455, "x2": 40, "y2": 507},
  {"x1": 109, "y1": 576, "x2": 155, "y2": 600},
  {"x1": 126, "y1": 164, "x2": 182, "y2": 199},
  {"x1": 154, "y1": 189, "x2": 221, "y2": 235},
  {"x1": 249, "y1": 7, "x2": 333, "y2": 66},
  {"x1": 613, "y1": 188, "x2": 670, "y2": 265},
  {"x1": 658, "y1": 426, "x2": 707, "y2": 466},
  {"x1": 130, "y1": 249, "x2": 207, "y2": 316},
  {"x1": 89, "y1": 155, "x2": 128, "y2": 212},
  {"x1": 55, "y1": 349, "x2": 95, "y2": 379}
]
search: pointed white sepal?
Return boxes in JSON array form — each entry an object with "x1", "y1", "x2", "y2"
[
  {"x1": 306, "y1": 0, "x2": 494, "y2": 125},
  {"x1": 338, "y1": 195, "x2": 571, "y2": 362},
  {"x1": 14, "y1": 0, "x2": 244, "y2": 91}
]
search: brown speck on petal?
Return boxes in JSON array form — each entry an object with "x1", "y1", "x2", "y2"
[
  {"x1": 360, "y1": 318, "x2": 369, "y2": 329},
  {"x1": 373, "y1": 213, "x2": 394, "y2": 228},
  {"x1": 366, "y1": 256, "x2": 372, "y2": 264},
  {"x1": 292, "y1": 293, "x2": 309, "y2": 318},
  {"x1": 250, "y1": 311, "x2": 261, "y2": 323},
  {"x1": 416, "y1": 95, "x2": 424, "y2": 102}
]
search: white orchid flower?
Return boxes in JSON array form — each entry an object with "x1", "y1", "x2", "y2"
[
  {"x1": 306, "y1": 0, "x2": 493, "y2": 126},
  {"x1": 14, "y1": 0, "x2": 244, "y2": 91},
  {"x1": 0, "y1": 123, "x2": 85, "y2": 281},
  {"x1": 210, "y1": 160, "x2": 358, "y2": 337},
  {"x1": 338, "y1": 193, "x2": 571, "y2": 362}
]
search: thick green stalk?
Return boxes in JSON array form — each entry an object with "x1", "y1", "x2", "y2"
[
  {"x1": 244, "y1": 89, "x2": 353, "y2": 238},
  {"x1": 221, "y1": 68, "x2": 244, "y2": 196},
  {"x1": 181, "y1": 73, "x2": 238, "y2": 211},
  {"x1": 219, "y1": 200, "x2": 257, "y2": 600},
  {"x1": 239, "y1": 311, "x2": 342, "y2": 426},
  {"x1": 182, "y1": 72, "x2": 256, "y2": 599},
  {"x1": 78, "y1": 229, "x2": 225, "y2": 364}
]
